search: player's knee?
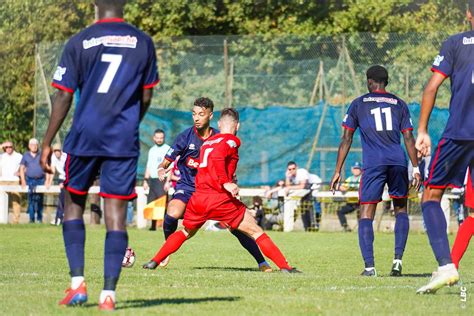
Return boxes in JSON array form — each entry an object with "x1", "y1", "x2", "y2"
[{"x1": 167, "y1": 208, "x2": 183, "y2": 219}]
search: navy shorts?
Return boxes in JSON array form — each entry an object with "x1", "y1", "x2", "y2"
[
  {"x1": 359, "y1": 165, "x2": 409, "y2": 204},
  {"x1": 172, "y1": 184, "x2": 194, "y2": 204},
  {"x1": 425, "y1": 138, "x2": 474, "y2": 189},
  {"x1": 64, "y1": 154, "x2": 138, "y2": 200}
]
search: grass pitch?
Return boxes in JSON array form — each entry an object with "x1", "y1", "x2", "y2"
[{"x1": 0, "y1": 225, "x2": 473, "y2": 315}]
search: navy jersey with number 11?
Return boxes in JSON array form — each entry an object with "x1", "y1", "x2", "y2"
[
  {"x1": 342, "y1": 91, "x2": 413, "y2": 168},
  {"x1": 52, "y1": 18, "x2": 159, "y2": 158}
]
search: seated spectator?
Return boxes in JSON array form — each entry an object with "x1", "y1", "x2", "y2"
[
  {"x1": 49, "y1": 143, "x2": 67, "y2": 225},
  {"x1": 337, "y1": 162, "x2": 362, "y2": 232},
  {"x1": 0, "y1": 140, "x2": 23, "y2": 224}
]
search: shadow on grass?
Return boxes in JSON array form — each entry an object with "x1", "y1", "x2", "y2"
[
  {"x1": 118, "y1": 296, "x2": 241, "y2": 309},
  {"x1": 402, "y1": 273, "x2": 433, "y2": 278},
  {"x1": 193, "y1": 266, "x2": 259, "y2": 272}
]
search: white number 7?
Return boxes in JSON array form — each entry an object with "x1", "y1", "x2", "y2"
[{"x1": 98, "y1": 54, "x2": 122, "y2": 94}]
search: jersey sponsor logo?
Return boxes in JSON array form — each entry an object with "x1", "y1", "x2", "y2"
[
  {"x1": 53, "y1": 66, "x2": 67, "y2": 81},
  {"x1": 83, "y1": 35, "x2": 138, "y2": 50},
  {"x1": 433, "y1": 55, "x2": 444, "y2": 66},
  {"x1": 362, "y1": 97, "x2": 398, "y2": 105},
  {"x1": 463, "y1": 37, "x2": 474, "y2": 45},
  {"x1": 189, "y1": 143, "x2": 196, "y2": 150},
  {"x1": 186, "y1": 157, "x2": 200, "y2": 169},
  {"x1": 226, "y1": 140, "x2": 237, "y2": 148},
  {"x1": 203, "y1": 137, "x2": 224, "y2": 146}
]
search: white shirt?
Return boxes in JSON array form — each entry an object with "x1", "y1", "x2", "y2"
[
  {"x1": 0, "y1": 151, "x2": 23, "y2": 181},
  {"x1": 293, "y1": 168, "x2": 309, "y2": 184},
  {"x1": 51, "y1": 152, "x2": 67, "y2": 181},
  {"x1": 146, "y1": 144, "x2": 171, "y2": 179}
]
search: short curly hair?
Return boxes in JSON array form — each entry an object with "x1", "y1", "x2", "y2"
[{"x1": 193, "y1": 97, "x2": 214, "y2": 112}]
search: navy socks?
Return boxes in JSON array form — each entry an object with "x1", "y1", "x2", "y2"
[
  {"x1": 394, "y1": 212, "x2": 409, "y2": 260},
  {"x1": 422, "y1": 201, "x2": 452, "y2": 266},
  {"x1": 63, "y1": 219, "x2": 86, "y2": 277},
  {"x1": 358, "y1": 218, "x2": 375, "y2": 268},
  {"x1": 104, "y1": 231, "x2": 128, "y2": 291},
  {"x1": 231, "y1": 230, "x2": 266, "y2": 264},
  {"x1": 163, "y1": 214, "x2": 179, "y2": 240}
]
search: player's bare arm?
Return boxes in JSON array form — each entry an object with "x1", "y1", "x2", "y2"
[
  {"x1": 402, "y1": 129, "x2": 422, "y2": 191},
  {"x1": 40, "y1": 90, "x2": 73, "y2": 174},
  {"x1": 331, "y1": 128, "x2": 355, "y2": 193},
  {"x1": 416, "y1": 72, "x2": 446, "y2": 157},
  {"x1": 139, "y1": 88, "x2": 153, "y2": 121}
]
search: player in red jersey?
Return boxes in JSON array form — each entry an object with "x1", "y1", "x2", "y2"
[{"x1": 144, "y1": 108, "x2": 300, "y2": 273}]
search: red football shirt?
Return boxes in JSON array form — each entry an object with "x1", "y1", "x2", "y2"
[{"x1": 194, "y1": 133, "x2": 240, "y2": 193}]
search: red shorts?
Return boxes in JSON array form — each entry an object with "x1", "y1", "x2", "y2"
[{"x1": 183, "y1": 192, "x2": 246, "y2": 230}]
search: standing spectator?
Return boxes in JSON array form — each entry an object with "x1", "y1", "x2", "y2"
[
  {"x1": 20, "y1": 138, "x2": 47, "y2": 223},
  {"x1": 284, "y1": 161, "x2": 315, "y2": 231},
  {"x1": 143, "y1": 129, "x2": 170, "y2": 231},
  {"x1": 0, "y1": 141, "x2": 23, "y2": 224},
  {"x1": 49, "y1": 143, "x2": 67, "y2": 225},
  {"x1": 336, "y1": 162, "x2": 362, "y2": 232}
]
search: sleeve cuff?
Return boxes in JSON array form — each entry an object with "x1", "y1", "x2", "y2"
[
  {"x1": 401, "y1": 127, "x2": 414, "y2": 133},
  {"x1": 143, "y1": 79, "x2": 160, "y2": 89},
  {"x1": 430, "y1": 67, "x2": 448, "y2": 78},
  {"x1": 165, "y1": 156, "x2": 174, "y2": 162},
  {"x1": 342, "y1": 124, "x2": 355, "y2": 131},
  {"x1": 51, "y1": 82, "x2": 74, "y2": 94}
]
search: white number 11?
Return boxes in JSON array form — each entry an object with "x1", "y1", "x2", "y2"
[{"x1": 370, "y1": 107, "x2": 393, "y2": 131}]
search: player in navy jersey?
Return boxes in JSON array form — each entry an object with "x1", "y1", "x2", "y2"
[
  {"x1": 39, "y1": 0, "x2": 158, "y2": 310},
  {"x1": 142, "y1": 97, "x2": 271, "y2": 272},
  {"x1": 415, "y1": 3, "x2": 474, "y2": 294},
  {"x1": 330, "y1": 65, "x2": 421, "y2": 277}
]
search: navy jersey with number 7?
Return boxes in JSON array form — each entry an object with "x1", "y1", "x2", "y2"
[
  {"x1": 342, "y1": 91, "x2": 413, "y2": 168},
  {"x1": 52, "y1": 18, "x2": 159, "y2": 158}
]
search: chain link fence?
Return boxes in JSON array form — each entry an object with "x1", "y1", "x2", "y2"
[{"x1": 35, "y1": 33, "x2": 452, "y2": 185}]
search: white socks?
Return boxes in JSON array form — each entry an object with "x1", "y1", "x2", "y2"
[
  {"x1": 365, "y1": 267, "x2": 375, "y2": 271},
  {"x1": 438, "y1": 263, "x2": 455, "y2": 272},
  {"x1": 100, "y1": 290, "x2": 116, "y2": 304},
  {"x1": 393, "y1": 259, "x2": 402, "y2": 264},
  {"x1": 71, "y1": 276, "x2": 84, "y2": 290}
]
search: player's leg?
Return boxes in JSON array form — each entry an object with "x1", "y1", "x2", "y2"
[
  {"x1": 237, "y1": 210, "x2": 298, "y2": 272},
  {"x1": 144, "y1": 197, "x2": 204, "y2": 269},
  {"x1": 97, "y1": 157, "x2": 138, "y2": 310},
  {"x1": 358, "y1": 166, "x2": 385, "y2": 276},
  {"x1": 417, "y1": 139, "x2": 470, "y2": 293},
  {"x1": 230, "y1": 229, "x2": 271, "y2": 272},
  {"x1": 59, "y1": 155, "x2": 99, "y2": 306},
  {"x1": 163, "y1": 195, "x2": 188, "y2": 239},
  {"x1": 387, "y1": 165, "x2": 410, "y2": 276},
  {"x1": 451, "y1": 166, "x2": 474, "y2": 269}
]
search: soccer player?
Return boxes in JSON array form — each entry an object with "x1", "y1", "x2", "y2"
[
  {"x1": 40, "y1": 0, "x2": 159, "y2": 310},
  {"x1": 143, "y1": 97, "x2": 271, "y2": 272},
  {"x1": 330, "y1": 65, "x2": 421, "y2": 277},
  {"x1": 144, "y1": 108, "x2": 300, "y2": 273},
  {"x1": 415, "y1": 3, "x2": 474, "y2": 293}
]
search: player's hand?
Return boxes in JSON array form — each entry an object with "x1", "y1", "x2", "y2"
[
  {"x1": 143, "y1": 180, "x2": 149, "y2": 191},
  {"x1": 411, "y1": 170, "x2": 422, "y2": 192},
  {"x1": 157, "y1": 167, "x2": 166, "y2": 181},
  {"x1": 40, "y1": 145, "x2": 54, "y2": 174},
  {"x1": 415, "y1": 131, "x2": 431, "y2": 157},
  {"x1": 223, "y1": 182, "x2": 239, "y2": 197},
  {"x1": 330, "y1": 172, "x2": 341, "y2": 194}
]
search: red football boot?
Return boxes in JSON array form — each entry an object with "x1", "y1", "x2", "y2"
[{"x1": 59, "y1": 281, "x2": 88, "y2": 306}]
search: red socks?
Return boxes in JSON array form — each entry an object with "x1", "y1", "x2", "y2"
[
  {"x1": 451, "y1": 216, "x2": 474, "y2": 269},
  {"x1": 256, "y1": 233, "x2": 291, "y2": 270},
  {"x1": 152, "y1": 230, "x2": 187, "y2": 264}
]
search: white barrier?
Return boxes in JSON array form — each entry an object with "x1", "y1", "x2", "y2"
[{"x1": 0, "y1": 185, "x2": 459, "y2": 231}]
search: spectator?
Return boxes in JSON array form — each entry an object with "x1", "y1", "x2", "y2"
[
  {"x1": 337, "y1": 162, "x2": 362, "y2": 232},
  {"x1": 0, "y1": 140, "x2": 23, "y2": 224},
  {"x1": 284, "y1": 161, "x2": 316, "y2": 231},
  {"x1": 49, "y1": 143, "x2": 67, "y2": 225},
  {"x1": 143, "y1": 129, "x2": 171, "y2": 231},
  {"x1": 20, "y1": 138, "x2": 48, "y2": 223}
]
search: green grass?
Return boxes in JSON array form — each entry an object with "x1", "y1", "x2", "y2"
[{"x1": 0, "y1": 225, "x2": 473, "y2": 315}]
